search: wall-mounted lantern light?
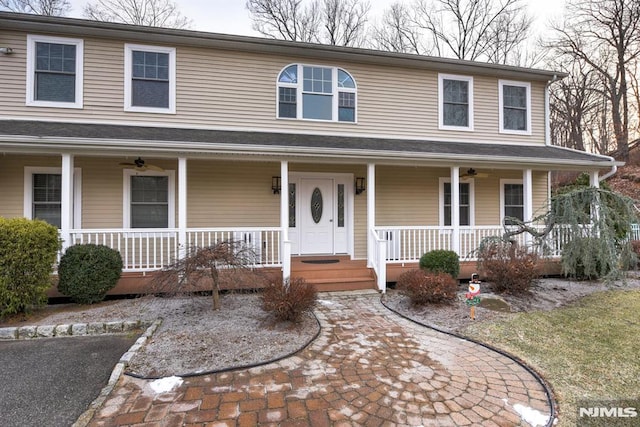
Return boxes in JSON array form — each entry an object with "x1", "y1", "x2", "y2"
[
  {"x1": 272, "y1": 176, "x2": 281, "y2": 194},
  {"x1": 355, "y1": 177, "x2": 366, "y2": 195},
  {"x1": 0, "y1": 47, "x2": 14, "y2": 55}
]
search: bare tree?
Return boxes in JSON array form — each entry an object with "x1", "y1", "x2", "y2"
[
  {"x1": 323, "y1": 0, "x2": 369, "y2": 46},
  {"x1": 370, "y1": 2, "x2": 424, "y2": 54},
  {"x1": 411, "y1": 0, "x2": 532, "y2": 63},
  {"x1": 84, "y1": 0, "x2": 192, "y2": 29},
  {"x1": 549, "y1": 58, "x2": 601, "y2": 152},
  {"x1": 548, "y1": 0, "x2": 640, "y2": 161},
  {"x1": 246, "y1": 0, "x2": 370, "y2": 46},
  {"x1": 0, "y1": 0, "x2": 70, "y2": 15},
  {"x1": 152, "y1": 240, "x2": 262, "y2": 310}
]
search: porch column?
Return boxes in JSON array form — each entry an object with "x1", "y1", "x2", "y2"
[
  {"x1": 280, "y1": 161, "x2": 291, "y2": 281},
  {"x1": 60, "y1": 153, "x2": 74, "y2": 251},
  {"x1": 450, "y1": 166, "x2": 460, "y2": 255},
  {"x1": 523, "y1": 169, "x2": 533, "y2": 246},
  {"x1": 367, "y1": 163, "x2": 375, "y2": 268},
  {"x1": 589, "y1": 170, "x2": 600, "y2": 188},
  {"x1": 589, "y1": 170, "x2": 601, "y2": 227},
  {"x1": 178, "y1": 157, "x2": 187, "y2": 257}
]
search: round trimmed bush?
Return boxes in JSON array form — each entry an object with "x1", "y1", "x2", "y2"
[
  {"x1": 58, "y1": 244, "x2": 123, "y2": 304},
  {"x1": 419, "y1": 250, "x2": 460, "y2": 278}
]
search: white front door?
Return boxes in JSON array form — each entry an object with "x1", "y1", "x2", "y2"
[{"x1": 300, "y1": 178, "x2": 334, "y2": 254}]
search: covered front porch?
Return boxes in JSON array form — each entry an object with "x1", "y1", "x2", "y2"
[
  {"x1": 0, "y1": 122, "x2": 618, "y2": 294},
  {"x1": 46, "y1": 156, "x2": 601, "y2": 293}
]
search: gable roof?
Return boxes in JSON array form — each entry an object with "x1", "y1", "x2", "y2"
[
  {"x1": 0, "y1": 120, "x2": 617, "y2": 170},
  {"x1": 0, "y1": 11, "x2": 565, "y2": 82}
]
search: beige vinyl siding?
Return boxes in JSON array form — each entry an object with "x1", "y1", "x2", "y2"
[
  {"x1": 376, "y1": 166, "x2": 442, "y2": 226},
  {"x1": 376, "y1": 167, "x2": 549, "y2": 227},
  {"x1": 78, "y1": 157, "x2": 181, "y2": 228},
  {"x1": 187, "y1": 160, "x2": 280, "y2": 228},
  {"x1": 0, "y1": 155, "x2": 58, "y2": 219},
  {"x1": 1, "y1": 29, "x2": 546, "y2": 145}
]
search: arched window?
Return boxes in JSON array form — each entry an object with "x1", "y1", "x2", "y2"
[{"x1": 277, "y1": 64, "x2": 357, "y2": 122}]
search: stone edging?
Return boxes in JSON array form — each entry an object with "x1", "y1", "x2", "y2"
[
  {"x1": 0, "y1": 320, "x2": 152, "y2": 340},
  {"x1": 73, "y1": 319, "x2": 162, "y2": 427}
]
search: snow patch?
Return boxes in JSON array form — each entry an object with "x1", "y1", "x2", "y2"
[
  {"x1": 513, "y1": 404, "x2": 550, "y2": 427},
  {"x1": 149, "y1": 376, "x2": 183, "y2": 394},
  {"x1": 317, "y1": 300, "x2": 335, "y2": 306}
]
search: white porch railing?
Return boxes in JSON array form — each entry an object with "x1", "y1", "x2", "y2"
[
  {"x1": 68, "y1": 227, "x2": 282, "y2": 272},
  {"x1": 375, "y1": 224, "x2": 574, "y2": 263},
  {"x1": 186, "y1": 227, "x2": 282, "y2": 267}
]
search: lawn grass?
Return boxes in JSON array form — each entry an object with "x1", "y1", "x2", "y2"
[{"x1": 462, "y1": 289, "x2": 640, "y2": 427}]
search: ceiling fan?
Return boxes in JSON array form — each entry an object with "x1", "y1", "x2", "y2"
[
  {"x1": 119, "y1": 157, "x2": 164, "y2": 172},
  {"x1": 460, "y1": 168, "x2": 489, "y2": 180}
]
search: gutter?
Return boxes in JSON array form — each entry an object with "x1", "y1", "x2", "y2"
[{"x1": 0, "y1": 135, "x2": 620, "y2": 168}]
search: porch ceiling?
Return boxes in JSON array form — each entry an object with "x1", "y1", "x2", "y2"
[{"x1": 0, "y1": 120, "x2": 619, "y2": 170}]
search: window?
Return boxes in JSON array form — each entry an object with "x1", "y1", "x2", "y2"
[
  {"x1": 123, "y1": 170, "x2": 175, "y2": 228},
  {"x1": 32, "y1": 173, "x2": 62, "y2": 228},
  {"x1": 439, "y1": 74, "x2": 473, "y2": 130},
  {"x1": 502, "y1": 180, "x2": 524, "y2": 225},
  {"x1": 26, "y1": 35, "x2": 84, "y2": 108},
  {"x1": 499, "y1": 80, "x2": 531, "y2": 134},
  {"x1": 440, "y1": 178, "x2": 474, "y2": 227},
  {"x1": 23, "y1": 167, "x2": 82, "y2": 228},
  {"x1": 124, "y1": 44, "x2": 176, "y2": 113},
  {"x1": 277, "y1": 64, "x2": 356, "y2": 122}
]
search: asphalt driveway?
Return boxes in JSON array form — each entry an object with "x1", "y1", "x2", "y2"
[{"x1": 0, "y1": 335, "x2": 136, "y2": 427}]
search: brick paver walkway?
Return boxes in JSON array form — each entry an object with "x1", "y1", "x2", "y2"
[{"x1": 88, "y1": 291, "x2": 552, "y2": 426}]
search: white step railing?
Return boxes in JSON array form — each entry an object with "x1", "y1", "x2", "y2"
[{"x1": 68, "y1": 227, "x2": 282, "y2": 271}]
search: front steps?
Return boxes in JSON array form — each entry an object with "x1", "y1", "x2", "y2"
[{"x1": 291, "y1": 256, "x2": 377, "y2": 292}]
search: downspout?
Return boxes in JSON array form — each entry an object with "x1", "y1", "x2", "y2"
[{"x1": 599, "y1": 163, "x2": 617, "y2": 182}]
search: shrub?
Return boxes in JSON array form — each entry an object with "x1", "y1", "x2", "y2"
[
  {"x1": 262, "y1": 277, "x2": 317, "y2": 322},
  {"x1": 58, "y1": 244, "x2": 123, "y2": 304},
  {"x1": 396, "y1": 269, "x2": 458, "y2": 305},
  {"x1": 419, "y1": 250, "x2": 460, "y2": 278},
  {"x1": 0, "y1": 218, "x2": 61, "y2": 318},
  {"x1": 560, "y1": 236, "x2": 614, "y2": 280},
  {"x1": 477, "y1": 240, "x2": 539, "y2": 294}
]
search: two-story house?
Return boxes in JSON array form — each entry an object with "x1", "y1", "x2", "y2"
[{"x1": 0, "y1": 12, "x2": 620, "y2": 294}]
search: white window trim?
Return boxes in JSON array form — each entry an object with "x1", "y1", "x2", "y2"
[
  {"x1": 123, "y1": 169, "x2": 176, "y2": 229},
  {"x1": 439, "y1": 177, "x2": 475, "y2": 228},
  {"x1": 23, "y1": 166, "x2": 82, "y2": 228},
  {"x1": 275, "y1": 63, "x2": 357, "y2": 123},
  {"x1": 438, "y1": 73, "x2": 474, "y2": 131},
  {"x1": 499, "y1": 80, "x2": 531, "y2": 135},
  {"x1": 500, "y1": 179, "x2": 524, "y2": 224},
  {"x1": 26, "y1": 35, "x2": 84, "y2": 109},
  {"x1": 124, "y1": 44, "x2": 176, "y2": 114}
]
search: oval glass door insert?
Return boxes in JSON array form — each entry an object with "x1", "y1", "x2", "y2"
[{"x1": 311, "y1": 187, "x2": 323, "y2": 224}]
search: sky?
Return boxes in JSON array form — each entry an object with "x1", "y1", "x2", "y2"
[{"x1": 65, "y1": 0, "x2": 566, "y2": 38}]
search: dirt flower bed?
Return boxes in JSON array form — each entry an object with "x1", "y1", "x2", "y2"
[
  {"x1": 382, "y1": 275, "x2": 640, "y2": 333},
  {"x1": 1, "y1": 293, "x2": 319, "y2": 378}
]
